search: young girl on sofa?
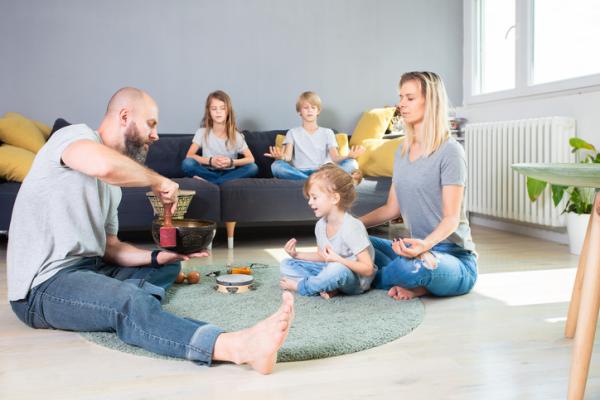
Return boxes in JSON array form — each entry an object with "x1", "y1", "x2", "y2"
[
  {"x1": 265, "y1": 91, "x2": 364, "y2": 184},
  {"x1": 181, "y1": 90, "x2": 258, "y2": 185},
  {"x1": 279, "y1": 164, "x2": 376, "y2": 299}
]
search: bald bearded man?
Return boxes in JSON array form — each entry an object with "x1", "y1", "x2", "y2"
[{"x1": 7, "y1": 87, "x2": 293, "y2": 374}]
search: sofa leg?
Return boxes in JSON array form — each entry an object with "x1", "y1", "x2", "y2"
[{"x1": 226, "y1": 221, "x2": 236, "y2": 249}]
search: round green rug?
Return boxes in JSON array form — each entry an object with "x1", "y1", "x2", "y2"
[{"x1": 80, "y1": 265, "x2": 424, "y2": 362}]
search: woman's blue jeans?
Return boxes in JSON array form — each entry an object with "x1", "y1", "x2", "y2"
[
  {"x1": 370, "y1": 236, "x2": 478, "y2": 297},
  {"x1": 271, "y1": 159, "x2": 359, "y2": 180},
  {"x1": 181, "y1": 158, "x2": 258, "y2": 185},
  {"x1": 10, "y1": 257, "x2": 224, "y2": 365},
  {"x1": 280, "y1": 258, "x2": 363, "y2": 296}
]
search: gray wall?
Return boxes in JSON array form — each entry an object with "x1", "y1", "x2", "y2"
[{"x1": 0, "y1": 0, "x2": 462, "y2": 133}]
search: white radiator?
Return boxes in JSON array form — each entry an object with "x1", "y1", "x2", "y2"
[{"x1": 464, "y1": 117, "x2": 576, "y2": 227}]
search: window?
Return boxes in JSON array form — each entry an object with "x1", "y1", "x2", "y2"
[{"x1": 465, "y1": 0, "x2": 600, "y2": 103}]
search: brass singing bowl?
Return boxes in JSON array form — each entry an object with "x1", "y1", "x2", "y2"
[{"x1": 151, "y1": 219, "x2": 217, "y2": 254}]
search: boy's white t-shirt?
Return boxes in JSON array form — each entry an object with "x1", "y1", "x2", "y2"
[
  {"x1": 314, "y1": 213, "x2": 377, "y2": 291},
  {"x1": 192, "y1": 128, "x2": 248, "y2": 169},
  {"x1": 283, "y1": 126, "x2": 338, "y2": 170}
]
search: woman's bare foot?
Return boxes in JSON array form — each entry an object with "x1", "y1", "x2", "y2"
[
  {"x1": 212, "y1": 291, "x2": 295, "y2": 374},
  {"x1": 320, "y1": 289, "x2": 339, "y2": 299},
  {"x1": 387, "y1": 286, "x2": 427, "y2": 300},
  {"x1": 279, "y1": 277, "x2": 298, "y2": 292}
]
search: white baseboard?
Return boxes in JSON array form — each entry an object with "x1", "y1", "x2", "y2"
[{"x1": 469, "y1": 213, "x2": 569, "y2": 244}]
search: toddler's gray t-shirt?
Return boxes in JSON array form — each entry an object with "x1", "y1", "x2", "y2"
[
  {"x1": 393, "y1": 138, "x2": 475, "y2": 251},
  {"x1": 315, "y1": 213, "x2": 376, "y2": 291},
  {"x1": 284, "y1": 126, "x2": 337, "y2": 170}
]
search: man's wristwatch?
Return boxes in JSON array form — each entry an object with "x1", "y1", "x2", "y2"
[{"x1": 151, "y1": 250, "x2": 162, "y2": 268}]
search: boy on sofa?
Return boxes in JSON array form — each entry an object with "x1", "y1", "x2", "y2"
[{"x1": 264, "y1": 91, "x2": 364, "y2": 184}]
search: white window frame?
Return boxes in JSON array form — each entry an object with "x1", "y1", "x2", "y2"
[{"x1": 463, "y1": 0, "x2": 600, "y2": 105}]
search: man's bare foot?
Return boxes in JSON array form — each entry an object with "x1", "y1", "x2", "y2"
[
  {"x1": 351, "y1": 169, "x2": 363, "y2": 186},
  {"x1": 387, "y1": 286, "x2": 427, "y2": 300},
  {"x1": 320, "y1": 289, "x2": 339, "y2": 299},
  {"x1": 279, "y1": 277, "x2": 298, "y2": 292},
  {"x1": 212, "y1": 291, "x2": 295, "y2": 374}
]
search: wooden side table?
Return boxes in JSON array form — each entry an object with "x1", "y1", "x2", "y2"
[{"x1": 513, "y1": 163, "x2": 600, "y2": 400}]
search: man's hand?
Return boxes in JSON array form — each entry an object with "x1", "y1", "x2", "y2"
[
  {"x1": 347, "y1": 145, "x2": 366, "y2": 159},
  {"x1": 152, "y1": 178, "x2": 179, "y2": 214},
  {"x1": 157, "y1": 250, "x2": 210, "y2": 264},
  {"x1": 264, "y1": 146, "x2": 285, "y2": 160},
  {"x1": 391, "y1": 237, "x2": 430, "y2": 258},
  {"x1": 284, "y1": 238, "x2": 298, "y2": 258}
]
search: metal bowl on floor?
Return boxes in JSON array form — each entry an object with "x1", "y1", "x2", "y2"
[{"x1": 151, "y1": 219, "x2": 216, "y2": 254}]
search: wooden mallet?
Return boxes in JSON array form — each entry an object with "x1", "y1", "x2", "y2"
[{"x1": 159, "y1": 203, "x2": 177, "y2": 248}]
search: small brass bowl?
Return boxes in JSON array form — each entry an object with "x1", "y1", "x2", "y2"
[{"x1": 151, "y1": 219, "x2": 216, "y2": 254}]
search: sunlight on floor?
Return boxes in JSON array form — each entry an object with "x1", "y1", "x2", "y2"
[{"x1": 474, "y1": 267, "x2": 576, "y2": 306}]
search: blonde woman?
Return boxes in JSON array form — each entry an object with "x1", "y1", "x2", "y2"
[{"x1": 360, "y1": 72, "x2": 477, "y2": 300}]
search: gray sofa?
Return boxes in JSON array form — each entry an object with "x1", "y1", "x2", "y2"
[{"x1": 0, "y1": 128, "x2": 392, "y2": 246}]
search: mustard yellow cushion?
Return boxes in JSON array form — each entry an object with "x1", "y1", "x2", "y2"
[
  {"x1": 349, "y1": 107, "x2": 396, "y2": 146},
  {"x1": 3, "y1": 112, "x2": 52, "y2": 139},
  {"x1": 275, "y1": 133, "x2": 349, "y2": 156},
  {"x1": 356, "y1": 137, "x2": 404, "y2": 177},
  {"x1": 0, "y1": 144, "x2": 36, "y2": 182},
  {"x1": 0, "y1": 115, "x2": 46, "y2": 153}
]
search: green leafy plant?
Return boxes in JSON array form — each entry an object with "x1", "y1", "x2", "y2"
[{"x1": 526, "y1": 137, "x2": 599, "y2": 215}]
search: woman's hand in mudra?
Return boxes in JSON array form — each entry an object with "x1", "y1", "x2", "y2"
[{"x1": 391, "y1": 237, "x2": 430, "y2": 258}]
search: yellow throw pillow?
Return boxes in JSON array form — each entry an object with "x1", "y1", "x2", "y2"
[
  {"x1": 0, "y1": 144, "x2": 36, "y2": 182},
  {"x1": 0, "y1": 115, "x2": 46, "y2": 153},
  {"x1": 275, "y1": 133, "x2": 349, "y2": 156},
  {"x1": 349, "y1": 107, "x2": 396, "y2": 146},
  {"x1": 3, "y1": 112, "x2": 52, "y2": 139},
  {"x1": 356, "y1": 137, "x2": 404, "y2": 177}
]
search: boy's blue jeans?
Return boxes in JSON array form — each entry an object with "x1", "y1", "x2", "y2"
[
  {"x1": 369, "y1": 236, "x2": 478, "y2": 297},
  {"x1": 280, "y1": 258, "x2": 363, "y2": 296},
  {"x1": 10, "y1": 257, "x2": 223, "y2": 365},
  {"x1": 271, "y1": 159, "x2": 359, "y2": 180},
  {"x1": 181, "y1": 158, "x2": 258, "y2": 185}
]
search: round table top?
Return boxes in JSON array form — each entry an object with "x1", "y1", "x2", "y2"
[{"x1": 512, "y1": 163, "x2": 600, "y2": 188}]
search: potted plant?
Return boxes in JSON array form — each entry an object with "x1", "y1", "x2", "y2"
[{"x1": 526, "y1": 137, "x2": 599, "y2": 255}]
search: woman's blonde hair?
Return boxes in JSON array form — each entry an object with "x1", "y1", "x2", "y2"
[
  {"x1": 399, "y1": 71, "x2": 451, "y2": 157},
  {"x1": 202, "y1": 90, "x2": 238, "y2": 149},
  {"x1": 295, "y1": 91, "x2": 322, "y2": 113},
  {"x1": 303, "y1": 164, "x2": 356, "y2": 211}
]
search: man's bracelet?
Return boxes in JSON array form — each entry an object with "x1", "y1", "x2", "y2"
[{"x1": 151, "y1": 250, "x2": 162, "y2": 268}]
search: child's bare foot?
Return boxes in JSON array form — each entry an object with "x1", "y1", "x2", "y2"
[
  {"x1": 387, "y1": 286, "x2": 427, "y2": 300},
  {"x1": 319, "y1": 290, "x2": 339, "y2": 299},
  {"x1": 212, "y1": 291, "x2": 295, "y2": 374},
  {"x1": 279, "y1": 277, "x2": 299, "y2": 292}
]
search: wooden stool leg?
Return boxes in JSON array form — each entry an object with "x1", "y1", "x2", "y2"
[
  {"x1": 565, "y1": 212, "x2": 594, "y2": 338},
  {"x1": 568, "y1": 194, "x2": 600, "y2": 400},
  {"x1": 225, "y1": 221, "x2": 236, "y2": 249}
]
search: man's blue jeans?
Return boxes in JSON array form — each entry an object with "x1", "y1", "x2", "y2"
[
  {"x1": 181, "y1": 158, "x2": 258, "y2": 185},
  {"x1": 370, "y1": 236, "x2": 478, "y2": 297},
  {"x1": 271, "y1": 159, "x2": 359, "y2": 180},
  {"x1": 10, "y1": 257, "x2": 224, "y2": 365},
  {"x1": 280, "y1": 258, "x2": 363, "y2": 296}
]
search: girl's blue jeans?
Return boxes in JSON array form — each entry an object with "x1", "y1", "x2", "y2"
[
  {"x1": 280, "y1": 257, "x2": 364, "y2": 296},
  {"x1": 271, "y1": 159, "x2": 359, "y2": 180},
  {"x1": 10, "y1": 257, "x2": 223, "y2": 365},
  {"x1": 370, "y1": 236, "x2": 478, "y2": 297},
  {"x1": 181, "y1": 158, "x2": 258, "y2": 185}
]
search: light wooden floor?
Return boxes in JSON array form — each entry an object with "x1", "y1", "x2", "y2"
[{"x1": 1, "y1": 226, "x2": 598, "y2": 400}]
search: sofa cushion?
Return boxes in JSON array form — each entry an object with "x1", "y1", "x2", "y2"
[
  {"x1": 146, "y1": 134, "x2": 192, "y2": 178},
  {"x1": 357, "y1": 137, "x2": 404, "y2": 177},
  {"x1": 242, "y1": 130, "x2": 286, "y2": 178},
  {"x1": 0, "y1": 145, "x2": 36, "y2": 182},
  {"x1": 349, "y1": 107, "x2": 396, "y2": 146},
  {"x1": 4, "y1": 112, "x2": 52, "y2": 139},
  {"x1": 51, "y1": 118, "x2": 72, "y2": 135},
  {"x1": 0, "y1": 114, "x2": 46, "y2": 153}
]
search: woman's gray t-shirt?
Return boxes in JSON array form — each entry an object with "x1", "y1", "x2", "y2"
[{"x1": 392, "y1": 138, "x2": 475, "y2": 251}]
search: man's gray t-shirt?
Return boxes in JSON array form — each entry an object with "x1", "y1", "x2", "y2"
[
  {"x1": 393, "y1": 138, "x2": 475, "y2": 251},
  {"x1": 315, "y1": 213, "x2": 377, "y2": 291},
  {"x1": 284, "y1": 126, "x2": 338, "y2": 170},
  {"x1": 7, "y1": 124, "x2": 121, "y2": 301},
  {"x1": 192, "y1": 128, "x2": 248, "y2": 169}
]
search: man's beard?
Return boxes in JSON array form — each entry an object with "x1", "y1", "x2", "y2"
[{"x1": 124, "y1": 123, "x2": 149, "y2": 164}]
